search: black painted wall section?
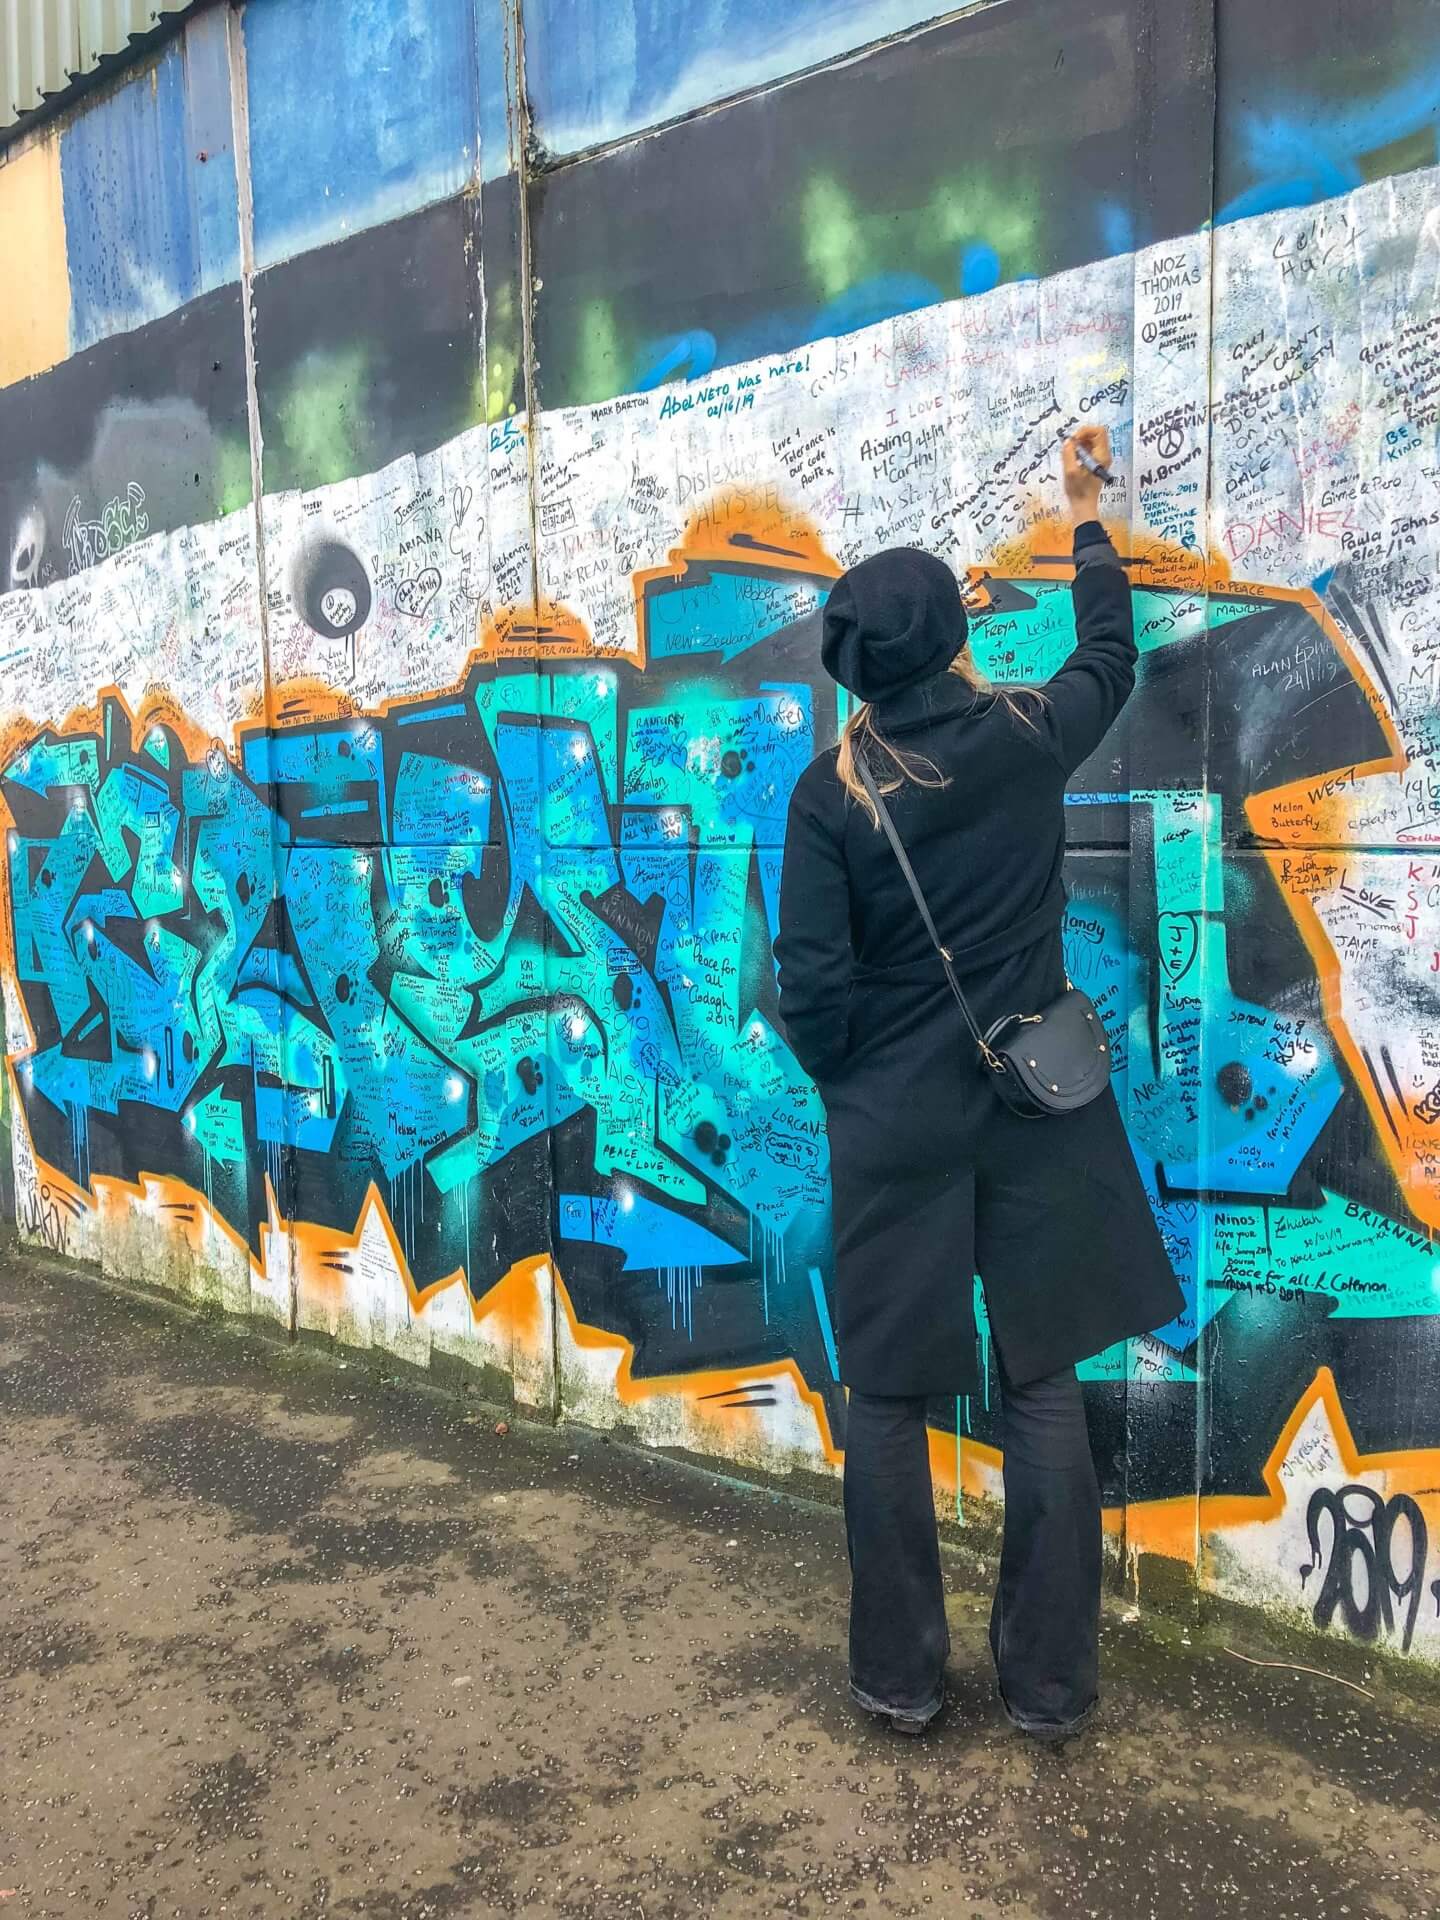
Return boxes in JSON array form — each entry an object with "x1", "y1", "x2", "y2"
[{"x1": 0, "y1": 286, "x2": 249, "y2": 594}]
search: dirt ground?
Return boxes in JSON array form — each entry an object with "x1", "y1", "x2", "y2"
[{"x1": 3, "y1": 1247, "x2": 1439, "y2": 1919}]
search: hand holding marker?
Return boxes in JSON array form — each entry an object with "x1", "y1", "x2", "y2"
[
  {"x1": 1061, "y1": 424, "x2": 1114, "y2": 526},
  {"x1": 1070, "y1": 437, "x2": 1114, "y2": 484}
]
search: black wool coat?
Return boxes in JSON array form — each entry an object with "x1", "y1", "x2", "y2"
[{"x1": 774, "y1": 531, "x2": 1184, "y2": 1394}]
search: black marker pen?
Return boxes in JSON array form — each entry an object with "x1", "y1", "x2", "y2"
[{"x1": 1070, "y1": 440, "x2": 1114, "y2": 486}]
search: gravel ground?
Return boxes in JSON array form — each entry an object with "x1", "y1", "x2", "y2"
[{"x1": 3, "y1": 1246, "x2": 1439, "y2": 1918}]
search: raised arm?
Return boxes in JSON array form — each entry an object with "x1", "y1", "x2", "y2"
[
  {"x1": 1037, "y1": 427, "x2": 1138, "y2": 775},
  {"x1": 774, "y1": 772, "x2": 853, "y2": 1085}
]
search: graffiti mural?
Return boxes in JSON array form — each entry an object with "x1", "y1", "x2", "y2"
[{"x1": 2, "y1": 0, "x2": 1439, "y2": 1661}]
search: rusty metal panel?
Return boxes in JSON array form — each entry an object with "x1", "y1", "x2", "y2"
[{"x1": 1, "y1": 0, "x2": 195, "y2": 134}]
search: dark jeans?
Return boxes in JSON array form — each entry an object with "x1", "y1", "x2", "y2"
[{"x1": 843, "y1": 1358, "x2": 1101, "y2": 1732}]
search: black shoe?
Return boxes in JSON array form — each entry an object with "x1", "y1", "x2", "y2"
[
  {"x1": 851, "y1": 1680, "x2": 945, "y2": 1736},
  {"x1": 999, "y1": 1689, "x2": 1097, "y2": 1744}
]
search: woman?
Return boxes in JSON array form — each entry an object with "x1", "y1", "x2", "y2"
[{"x1": 774, "y1": 427, "x2": 1183, "y2": 1740}]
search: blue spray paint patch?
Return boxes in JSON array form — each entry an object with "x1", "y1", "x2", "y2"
[
  {"x1": 813, "y1": 273, "x2": 943, "y2": 338},
  {"x1": 61, "y1": 33, "x2": 241, "y2": 349},
  {"x1": 243, "y1": 0, "x2": 480, "y2": 267},
  {"x1": 959, "y1": 242, "x2": 1001, "y2": 297},
  {"x1": 1097, "y1": 201, "x2": 1136, "y2": 258},
  {"x1": 1215, "y1": 58, "x2": 1440, "y2": 225},
  {"x1": 637, "y1": 330, "x2": 718, "y2": 390},
  {"x1": 1214, "y1": 177, "x2": 1337, "y2": 227}
]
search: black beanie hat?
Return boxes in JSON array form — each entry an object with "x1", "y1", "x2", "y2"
[{"x1": 820, "y1": 547, "x2": 968, "y2": 701}]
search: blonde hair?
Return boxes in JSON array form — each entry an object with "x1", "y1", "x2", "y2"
[{"x1": 836, "y1": 653, "x2": 1045, "y2": 825}]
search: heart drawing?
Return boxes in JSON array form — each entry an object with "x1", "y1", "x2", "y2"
[
  {"x1": 1157, "y1": 910, "x2": 1200, "y2": 986},
  {"x1": 395, "y1": 567, "x2": 442, "y2": 619}
]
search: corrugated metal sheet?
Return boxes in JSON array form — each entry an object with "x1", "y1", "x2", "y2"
[{"x1": 1, "y1": 0, "x2": 201, "y2": 136}]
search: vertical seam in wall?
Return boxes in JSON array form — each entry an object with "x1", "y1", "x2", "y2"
[
  {"x1": 1195, "y1": 0, "x2": 1224, "y2": 1605},
  {"x1": 508, "y1": 0, "x2": 561, "y2": 1421},
  {"x1": 513, "y1": 0, "x2": 543, "y2": 619},
  {"x1": 1120, "y1": 3, "x2": 1149, "y2": 1601},
  {"x1": 226, "y1": 7, "x2": 268, "y2": 684},
  {"x1": 1124, "y1": 0, "x2": 1164, "y2": 1603},
  {"x1": 225, "y1": 0, "x2": 294, "y2": 1340}
]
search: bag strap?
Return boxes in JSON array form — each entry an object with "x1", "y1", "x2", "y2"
[{"x1": 855, "y1": 754, "x2": 1003, "y2": 1070}]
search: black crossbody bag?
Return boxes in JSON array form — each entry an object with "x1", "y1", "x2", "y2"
[{"x1": 856, "y1": 755, "x2": 1111, "y2": 1120}]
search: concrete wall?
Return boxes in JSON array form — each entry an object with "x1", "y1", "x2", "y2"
[{"x1": 3, "y1": 0, "x2": 1439, "y2": 1664}]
